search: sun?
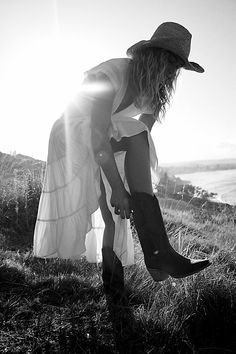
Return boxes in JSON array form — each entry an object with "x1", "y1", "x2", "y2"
[{"x1": 1, "y1": 35, "x2": 90, "y2": 160}]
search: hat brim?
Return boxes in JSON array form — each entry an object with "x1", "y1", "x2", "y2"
[
  {"x1": 126, "y1": 40, "x2": 204, "y2": 73},
  {"x1": 183, "y1": 61, "x2": 204, "y2": 73}
]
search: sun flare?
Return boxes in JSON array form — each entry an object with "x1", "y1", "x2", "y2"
[{"x1": 1, "y1": 35, "x2": 90, "y2": 159}]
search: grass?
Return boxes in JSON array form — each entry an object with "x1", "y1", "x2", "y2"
[
  {"x1": 0, "y1": 206, "x2": 235, "y2": 353},
  {"x1": 0, "y1": 158, "x2": 236, "y2": 353}
]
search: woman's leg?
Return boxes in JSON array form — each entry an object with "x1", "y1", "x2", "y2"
[
  {"x1": 124, "y1": 131, "x2": 153, "y2": 196},
  {"x1": 99, "y1": 175, "x2": 115, "y2": 249},
  {"x1": 122, "y1": 131, "x2": 210, "y2": 281},
  {"x1": 99, "y1": 176, "x2": 124, "y2": 300}
]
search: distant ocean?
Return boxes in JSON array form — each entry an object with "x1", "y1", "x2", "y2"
[{"x1": 176, "y1": 169, "x2": 236, "y2": 206}]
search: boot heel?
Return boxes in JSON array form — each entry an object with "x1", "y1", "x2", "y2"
[{"x1": 148, "y1": 268, "x2": 169, "y2": 282}]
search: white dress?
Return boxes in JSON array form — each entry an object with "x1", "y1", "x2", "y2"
[{"x1": 33, "y1": 58, "x2": 159, "y2": 266}]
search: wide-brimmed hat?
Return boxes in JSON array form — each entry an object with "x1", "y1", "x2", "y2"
[{"x1": 127, "y1": 22, "x2": 204, "y2": 73}]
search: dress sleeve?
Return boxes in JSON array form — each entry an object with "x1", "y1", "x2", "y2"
[{"x1": 84, "y1": 59, "x2": 126, "y2": 94}]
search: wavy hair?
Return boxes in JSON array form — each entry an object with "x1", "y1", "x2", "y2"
[{"x1": 128, "y1": 47, "x2": 184, "y2": 121}]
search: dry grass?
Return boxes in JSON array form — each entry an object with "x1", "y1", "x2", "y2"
[{"x1": 0, "y1": 161, "x2": 235, "y2": 353}]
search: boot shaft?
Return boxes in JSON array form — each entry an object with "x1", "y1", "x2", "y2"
[
  {"x1": 131, "y1": 192, "x2": 210, "y2": 280},
  {"x1": 102, "y1": 247, "x2": 124, "y2": 295},
  {"x1": 132, "y1": 193, "x2": 170, "y2": 254}
]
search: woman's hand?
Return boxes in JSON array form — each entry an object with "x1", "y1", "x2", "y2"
[{"x1": 110, "y1": 186, "x2": 131, "y2": 219}]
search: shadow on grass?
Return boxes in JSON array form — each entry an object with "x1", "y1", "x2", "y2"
[
  {"x1": 174, "y1": 277, "x2": 236, "y2": 353},
  {"x1": 0, "y1": 262, "x2": 26, "y2": 285},
  {"x1": 0, "y1": 256, "x2": 173, "y2": 353},
  {"x1": 105, "y1": 292, "x2": 174, "y2": 354},
  {"x1": 0, "y1": 228, "x2": 33, "y2": 252},
  {"x1": 105, "y1": 296, "x2": 137, "y2": 353},
  {"x1": 1, "y1": 234, "x2": 236, "y2": 353}
]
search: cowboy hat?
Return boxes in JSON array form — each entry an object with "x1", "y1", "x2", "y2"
[{"x1": 127, "y1": 22, "x2": 204, "y2": 73}]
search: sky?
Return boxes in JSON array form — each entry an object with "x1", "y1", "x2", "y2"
[{"x1": 0, "y1": 0, "x2": 236, "y2": 164}]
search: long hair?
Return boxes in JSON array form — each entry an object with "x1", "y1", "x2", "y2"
[{"x1": 128, "y1": 47, "x2": 184, "y2": 121}]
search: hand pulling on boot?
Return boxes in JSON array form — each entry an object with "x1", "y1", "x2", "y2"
[{"x1": 131, "y1": 192, "x2": 211, "y2": 281}]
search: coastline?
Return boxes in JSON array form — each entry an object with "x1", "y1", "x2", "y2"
[{"x1": 176, "y1": 169, "x2": 236, "y2": 206}]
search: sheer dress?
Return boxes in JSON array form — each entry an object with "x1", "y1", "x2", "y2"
[{"x1": 33, "y1": 58, "x2": 159, "y2": 265}]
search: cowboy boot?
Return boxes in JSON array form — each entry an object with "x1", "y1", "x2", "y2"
[
  {"x1": 102, "y1": 247, "x2": 125, "y2": 302},
  {"x1": 132, "y1": 192, "x2": 211, "y2": 281}
]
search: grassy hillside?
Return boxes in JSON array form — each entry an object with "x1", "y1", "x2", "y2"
[
  {"x1": 0, "y1": 151, "x2": 45, "y2": 180},
  {"x1": 0, "y1": 153, "x2": 236, "y2": 353}
]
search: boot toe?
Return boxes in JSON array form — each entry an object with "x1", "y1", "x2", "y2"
[{"x1": 172, "y1": 258, "x2": 211, "y2": 279}]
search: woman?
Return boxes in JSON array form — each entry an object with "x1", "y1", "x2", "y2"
[{"x1": 33, "y1": 22, "x2": 210, "y2": 300}]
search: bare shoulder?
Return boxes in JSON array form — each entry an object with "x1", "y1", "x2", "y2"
[{"x1": 82, "y1": 72, "x2": 116, "y2": 101}]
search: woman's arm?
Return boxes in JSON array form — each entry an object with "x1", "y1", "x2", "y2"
[
  {"x1": 87, "y1": 73, "x2": 131, "y2": 219},
  {"x1": 139, "y1": 113, "x2": 156, "y2": 132}
]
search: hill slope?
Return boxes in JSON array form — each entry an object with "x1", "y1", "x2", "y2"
[
  {"x1": 0, "y1": 152, "x2": 236, "y2": 353},
  {"x1": 0, "y1": 151, "x2": 45, "y2": 180}
]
